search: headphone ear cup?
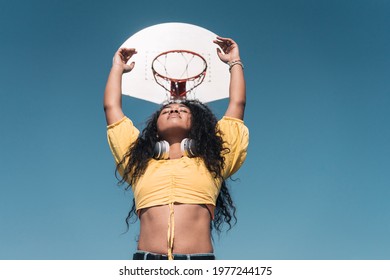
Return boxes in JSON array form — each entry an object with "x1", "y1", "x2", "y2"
[
  {"x1": 181, "y1": 138, "x2": 197, "y2": 158},
  {"x1": 153, "y1": 140, "x2": 170, "y2": 159}
]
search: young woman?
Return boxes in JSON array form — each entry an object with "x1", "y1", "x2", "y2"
[{"x1": 104, "y1": 36, "x2": 248, "y2": 260}]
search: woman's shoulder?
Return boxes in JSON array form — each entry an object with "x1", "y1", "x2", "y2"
[
  {"x1": 218, "y1": 115, "x2": 245, "y2": 124},
  {"x1": 107, "y1": 116, "x2": 140, "y2": 163},
  {"x1": 107, "y1": 116, "x2": 133, "y2": 129},
  {"x1": 218, "y1": 116, "x2": 249, "y2": 178},
  {"x1": 217, "y1": 116, "x2": 249, "y2": 136}
]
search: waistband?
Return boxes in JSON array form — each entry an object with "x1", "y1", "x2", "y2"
[{"x1": 133, "y1": 251, "x2": 216, "y2": 260}]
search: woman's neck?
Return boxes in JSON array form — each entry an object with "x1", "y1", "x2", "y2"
[{"x1": 168, "y1": 142, "x2": 182, "y2": 159}]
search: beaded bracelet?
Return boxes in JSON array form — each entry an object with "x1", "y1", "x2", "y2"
[{"x1": 227, "y1": 60, "x2": 244, "y2": 72}]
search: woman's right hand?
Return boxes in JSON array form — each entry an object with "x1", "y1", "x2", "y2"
[{"x1": 112, "y1": 48, "x2": 137, "y2": 73}]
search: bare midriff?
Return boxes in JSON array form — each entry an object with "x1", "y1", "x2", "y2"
[{"x1": 137, "y1": 203, "x2": 213, "y2": 255}]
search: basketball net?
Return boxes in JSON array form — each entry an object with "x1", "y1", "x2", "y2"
[{"x1": 151, "y1": 50, "x2": 207, "y2": 101}]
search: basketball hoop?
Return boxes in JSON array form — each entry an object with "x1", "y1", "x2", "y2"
[{"x1": 151, "y1": 50, "x2": 207, "y2": 100}]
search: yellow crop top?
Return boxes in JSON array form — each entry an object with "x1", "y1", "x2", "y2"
[{"x1": 107, "y1": 115, "x2": 249, "y2": 259}]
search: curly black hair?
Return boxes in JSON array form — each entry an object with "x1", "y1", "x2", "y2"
[{"x1": 116, "y1": 100, "x2": 237, "y2": 235}]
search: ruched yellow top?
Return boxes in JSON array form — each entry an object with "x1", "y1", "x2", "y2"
[{"x1": 107, "y1": 115, "x2": 249, "y2": 259}]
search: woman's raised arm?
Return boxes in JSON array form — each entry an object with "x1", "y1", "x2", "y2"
[
  {"x1": 103, "y1": 48, "x2": 137, "y2": 125},
  {"x1": 214, "y1": 37, "x2": 246, "y2": 120}
]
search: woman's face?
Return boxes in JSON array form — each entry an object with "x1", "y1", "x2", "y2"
[{"x1": 156, "y1": 103, "x2": 192, "y2": 139}]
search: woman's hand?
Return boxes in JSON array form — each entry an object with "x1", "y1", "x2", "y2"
[
  {"x1": 213, "y1": 36, "x2": 240, "y2": 63},
  {"x1": 112, "y1": 48, "x2": 137, "y2": 73}
]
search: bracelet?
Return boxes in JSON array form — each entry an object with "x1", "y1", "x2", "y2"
[{"x1": 227, "y1": 60, "x2": 244, "y2": 72}]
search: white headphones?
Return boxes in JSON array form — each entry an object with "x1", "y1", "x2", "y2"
[{"x1": 153, "y1": 138, "x2": 197, "y2": 159}]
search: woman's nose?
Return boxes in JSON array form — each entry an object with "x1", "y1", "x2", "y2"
[{"x1": 170, "y1": 108, "x2": 179, "y2": 113}]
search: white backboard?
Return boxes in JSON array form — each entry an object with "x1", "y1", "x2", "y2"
[{"x1": 119, "y1": 22, "x2": 229, "y2": 104}]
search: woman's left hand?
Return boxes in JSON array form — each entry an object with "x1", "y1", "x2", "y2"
[{"x1": 213, "y1": 36, "x2": 241, "y2": 63}]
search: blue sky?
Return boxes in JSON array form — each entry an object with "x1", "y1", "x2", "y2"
[{"x1": 0, "y1": 0, "x2": 389, "y2": 260}]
